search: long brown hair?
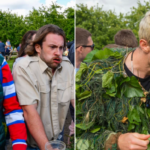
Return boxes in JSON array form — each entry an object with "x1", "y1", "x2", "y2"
[
  {"x1": 17, "y1": 30, "x2": 37, "y2": 58},
  {"x1": 25, "y1": 24, "x2": 66, "y2": 56}
]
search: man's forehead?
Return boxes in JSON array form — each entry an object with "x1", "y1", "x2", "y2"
[{"x1": 44, "y1": 33, "x2": 64, "y2": 45}]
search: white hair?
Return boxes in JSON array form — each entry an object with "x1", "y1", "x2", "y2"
[{"x1": 139, "y1": 11, "x2": 150, "y2": 43}]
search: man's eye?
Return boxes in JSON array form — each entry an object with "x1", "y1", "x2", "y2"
[
  {"x1": 50, "y1": 46, "x2": 55, "y2": 49},
  {"x1": 60, "y1": 47, "x2": 64, "y2": 50}
]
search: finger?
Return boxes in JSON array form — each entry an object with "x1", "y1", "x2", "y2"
[
  {"x1": 134, "y1": 133, "x2": 150, "y2": 140},
  {"x1": 129, "y1": 144, "x2": 147, "y2": 150},
  {"x1": 132, "y1": 138, "x2": 149, "y2": 147}
]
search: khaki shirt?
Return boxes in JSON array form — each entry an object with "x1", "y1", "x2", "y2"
[{"x1": 13, "y1": 55, "x2": 74, "y2": 147}]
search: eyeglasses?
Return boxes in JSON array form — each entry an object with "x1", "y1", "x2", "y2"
[{"x1": 76, "y1": 44, "x2": 95, "y2": 50}]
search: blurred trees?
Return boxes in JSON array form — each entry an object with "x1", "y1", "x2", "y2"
[
  {"x1": 0, "y1": 3, "x2": 74, "y2": 47},
  {"x1": 76, "y1": 1, "x2": 150, "y2": 49}
]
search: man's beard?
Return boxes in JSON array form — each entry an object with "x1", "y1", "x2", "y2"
[{"x1": 40, "y1": 55, "x2": 62, "y2": 69}]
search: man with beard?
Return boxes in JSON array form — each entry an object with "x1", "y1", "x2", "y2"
[{"x1": 13, "y1": 24, "x2": 74, "y2": 150}]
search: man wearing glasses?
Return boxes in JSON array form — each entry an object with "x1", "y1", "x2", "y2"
[{"x1": 76, "y1": 27, "x2": 94, "y2": 73}]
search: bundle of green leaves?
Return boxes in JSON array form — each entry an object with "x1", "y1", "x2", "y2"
[{"x1": 76, "y1": 48, "x2": 150, "y2": 150}]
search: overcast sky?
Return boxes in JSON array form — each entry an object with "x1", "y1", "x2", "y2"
[
  {"x1": 0, "y1": 0, "x2": 75, "y2": 16},
  {"x1": 76, "y1": 0, "x2": 150, "y2": 15}
]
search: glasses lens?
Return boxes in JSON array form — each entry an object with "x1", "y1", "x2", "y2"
[{"x1": 91, "y1": 44, "x2": 94, "y2": 50}]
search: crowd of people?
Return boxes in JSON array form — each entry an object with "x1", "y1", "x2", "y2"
[
  {"x1": 2, "y1": 7, "x2": 150, "y2": 150},
  {"x1": 0, "y1": 39, "x2": 21, "y2": 61}
]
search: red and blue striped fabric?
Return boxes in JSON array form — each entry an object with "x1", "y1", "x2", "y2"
[{"x1": 1, "y1": 59, "x2": 27, "y2": 150}]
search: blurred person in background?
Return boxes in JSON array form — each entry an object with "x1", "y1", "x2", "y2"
[
  {"x1": 5, "y1": 39, "x2": 11, "y2": 48},
  {"x1": 0, "y1": 41, "x2": 6, "y2": 57},
  {"x1": 12, "y1": 30, "x2": 37, "y2": 72},
  {"x1": 103, "y1": 29, "x2": 138, "y2": 49},
  {"x1": 17, "y1": 43, "x2": 21, "y2": 52}
]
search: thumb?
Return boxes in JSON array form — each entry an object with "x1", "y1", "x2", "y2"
[{"x1": 134, "y1": 133, "x2": 150, "y2": 140}]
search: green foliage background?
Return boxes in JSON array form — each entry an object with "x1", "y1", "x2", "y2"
[
  {"x1": 0, "y1": 3, "x2": 74, "y2": 47},
  {"x1": 76, "y1": 1, "x2": 150, "y2": 49}
]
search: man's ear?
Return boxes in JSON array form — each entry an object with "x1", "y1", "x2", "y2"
[
  {"x1": 35, "y1": 44, "x2": 41, "y2": 54},
  {"x1": 76, "y1": 46, "x2": 83, "y2": 54},
  {"x1": 139, "y1": 39, "x2": 150, "y2": 54}
]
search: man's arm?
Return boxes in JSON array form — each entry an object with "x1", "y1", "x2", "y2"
[
  {"x1": 22, "y1": 103, "x2": 49, "y2": 150},
  {"x1": 2, "y1": 59, "x2": 27, "y2": 150}
]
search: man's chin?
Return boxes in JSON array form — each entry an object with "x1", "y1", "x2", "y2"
[{"x1": 49, "y1": 63, "x2": 60, "y2": 69}]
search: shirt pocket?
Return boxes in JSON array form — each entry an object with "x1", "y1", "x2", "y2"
[
  {"x1": 57, "y1": 82, "x2": 71, "y2": 104},
  {"x1": 40, "y1": 84, "x2": 50, "y2": 107}
]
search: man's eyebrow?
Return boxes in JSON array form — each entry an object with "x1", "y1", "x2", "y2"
[
  {"x1": 48, "y1": 44, "x2": 64, "y2": 47},
  {"x1": 47, "y1": 44, "x2": 57, "y2": 46}
]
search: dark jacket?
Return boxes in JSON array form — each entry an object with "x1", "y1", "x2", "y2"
[
  {"x1": 0, "y1": 43, "x2": 5, "y2": 52},
  {"x1": 68, "y1": 43, "x2": 74, "y2": 66},
  {"x1": 67, "y1": 41, "x2": 74, "y2": 49}
]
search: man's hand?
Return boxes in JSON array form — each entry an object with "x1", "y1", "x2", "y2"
[{"x1": 118, "y1": 133, "x2": 150, "y2": 150}]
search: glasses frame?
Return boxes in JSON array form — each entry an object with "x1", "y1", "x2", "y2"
[{"x1": 76, "y1": 44, "x2": 95, "y2": 50}]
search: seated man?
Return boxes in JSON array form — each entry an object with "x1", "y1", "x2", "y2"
[{"x1": 5, "y1": 45, "x2": 12, "y2": 56}]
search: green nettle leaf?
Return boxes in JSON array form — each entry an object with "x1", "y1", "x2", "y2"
[
  {"x1": 76, "y1": 63, "x2": 88, "y2": 82},
  {"x1": 128, "y1": 107, "x2": 141, "y2": 126},
  {"x1": 94, "y1": 69, "x2": 103, "y2": 74},
  {"x1": 76, "y1": 122, "x2": 94, "y2": 130},
  {"x1": 92, "y1": 48, "x2": 122, "y2": 61},
  {"x1": 76, "y1": 103, "x2": 83, "y2": 115},
  {"x1": 102, "y1": 71, "x2": 114, "y2": 88},
  {"x1": 77, "y1": 90, "x2": 92, "y2": 101},
  {"x1": 132, "y1": 110, "x2": 141, "y2": 123},
  {"x1": 119, "y1": 76, "x2": 130, "y2": 85},
  {"x1": 116, "y1": 75, "x2": 143, "y2": 98},
  {"x1": 141, "y1": 126, "x2": 149, "y2": 135},
  {"x1": 106, "y1": 92, "x2": 116, "y2": 97},
  {"x1": 128, "y1": 123, "x2": 135, "y2": 131},
  {"x1": 76, "y1": 83, "x2": 84, "y2": 97},
  {"x1": 90, "y1": 127, "x2": 100, "y2": 133},
  {"x1": 106, "y1": 84, "x2": 116, "y2": 97},
  {"x1": 147, "y1": 109, "x2": 150, "y2": 118},
  {"x1": 137, "y1": 106, "x2": 144, "y2": 114},
  {"x1": 76, "y1": 83, "x2": 81, "y2": 90},
  {"x1": 83, "y1": 49, "x2": 99, "y2": 62},
  {"x1": 90, "y1": 142, "x2": 94, "y2": 149},
  {"x1": 123, "y1": 76, "x2": 144, "y2": 98},
  {"x1": 77, "y1": 139, "x2": 90, "y2": 150}
]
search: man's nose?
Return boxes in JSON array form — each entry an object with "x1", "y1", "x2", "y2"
[{"x1": 55, "y1": 48, "x2": 61, "y2": 55}]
